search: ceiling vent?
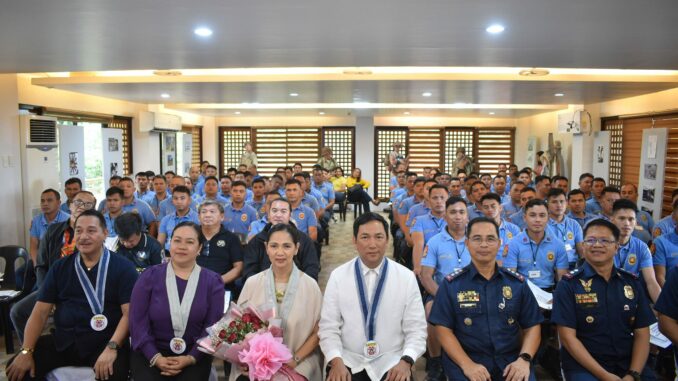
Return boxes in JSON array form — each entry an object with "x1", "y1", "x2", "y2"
[{"x1": 518, "y1": 68, "x2": 550, "y2": 77}]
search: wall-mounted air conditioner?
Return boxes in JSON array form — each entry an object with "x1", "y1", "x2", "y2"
[{"x1": 139, "y1": 111, "x2": 182, "y2": 132}]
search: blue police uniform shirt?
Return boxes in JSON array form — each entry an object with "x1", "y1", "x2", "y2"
[
  {"x1": 509, "y1": 210, "x2": 526, "y2": 230},
  {"x1": 497, "y1": 220, "x2": 521, "y2": 261},
  {"x1": 134, "y1": 190, "x2": 155, "y2": 204},
  {"x1": 301, "y1": 193, "x2": 321, "y2": 212},
  {"x1": 290, "y1": 204, "x2": 318, "y2": 235},
  {"x1": 313, "y1": 182, "x2": 335, "y2": 205},
  {"x1": 29, "y1": 210, "x2": 70, "y2": 239},
  {"x1": 467, "y1": 204, "x2": 484, "y2": 221},
  {"x1": 421, "y1": 230, "x2": 471, "y2": 284},
  {"x1": 157, "y1": 197, "x2": 199, "y2": 221},
  {"x1": 429, "y1": 264, "x2": 543, "y2": 379},
  {"x1": 195, "y1": 194, "x2": 230, "y2": 207},
  {"x1": 245, "y1": 188, "x2": 254, "y2": 202},
  {"x1": 615, "y1": 236, "x2": 652, "y2": 276},
  {"x1": 103, "y1": 212, "x2": 119, "y2": 237},
  {"x1": 636, "y1": 210, "x2": 654, "y2": 232},
  {"x1": 193, "y1": 179, "x2": 205, "y2": 196},
  {"x1": 60, "y1": 201, "x2": 71, "y2": 214},
  {"x1": 121, "y1": 199, "x2": 156, "y2": 229},
  {"x1": 390, "y1": 176, "x2": 398, "y2": 188},
  {"x1": 38, "y1": 250, "x2": 139, "y2": 357},
  {"x1": 654, "y1": 267, "x2": 678, "y2": 366},
  {"x1": 146, "y1": 195, "x2": 170, "y2": 217},
  {"x1": 391, "y1": 187, "x2": 407, "y2": 202},
  {"x1": 406, "y1": 203, "x2": 431, "y2": 228},
  {"x1": 585, "y1": 198, "x2": 602, "y2": 215},
  {"x1": 568, "y1": 211, "x2": 596, "y2": 229},
  {"x1": 248, "y1": 216, "x2": 268, "y2": 239},
  {"x1": 247, "y1": 198, "x2": 267, "y2": 219},
  {"x1": 504, "y1": 231, "x2": 569, "y2": 289},
  {"x1": 411, "y1": 212, "x2": 447, "y2": 244},
  {"x1": 159, "y1": 209, "x2": 200, "y2": 250},
  {"x1": 654, "y1": 215, "x2": 676, "y2": 239},
  {"x1": 551, "y1": 262, "x2": 656, "y2": 373},
  {"x1": 397, "y1": 195, "x2": 421, "y2": 216},
  {"x1": 308, "y1": 188, "x2": 326, "y2": 209},
  {"x1": 652, "y1": 231, "x2": 678, "y2": 268},
  {"x1": 222, "y1": 203, "x2": 258, "y2": 237},
  {"x1": 547, "y1": 217, "x2": 583, "y2": 264},
  {"x1": 501, "y1": 201, "x2": 520, "y2": 221},
  {"x1": 391, "y1": 191, "x2": 410, "y2": 209}
]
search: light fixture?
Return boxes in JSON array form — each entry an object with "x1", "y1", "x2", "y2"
[
  {"x1": 289, "y1": 92, "x2": 299, "y2": 97},
  {"x1": 486, "y1": 24, "x2": 505, "y2": 34},
  {"x1": 160, "y1": 93, "x2": 170, "y2": 99},
  {"x1": 489, "y1": 111, "x2": 495, "y2": 115},
  {"x1": 194, "y1": 27, "x2": 213, "y2": 37},
  {"x1": 318, "y1": 111, "x2": 325, "y2": 115},
  {"x1": 422, "y1": 92, "x2": 432, "y2": 97},
  {"x1": 554, "y1": 93, "x2": 565, "y2": 97},
  {"x1": 234, "y1": 111, "x2": 241, "y2": 115},
  {"x1": 403, "y1": 111, "x2": 411, "y2": 115}
]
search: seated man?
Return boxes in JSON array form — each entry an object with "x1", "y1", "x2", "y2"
[
  {"x1": 6, "y1": 210, "x2": 138, "y2": 381},
  {"x1": 113, "y1": 212, "x2": 164, "y2": 272}
]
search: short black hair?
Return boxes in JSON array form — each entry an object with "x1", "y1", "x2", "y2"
[
  {"x1": 285, "y1": 179, "x2": 302, "y2": 188},
  {"x1": 231, "y1": 180, "x2": 247, "y2": 189},
  {"x1": 510, "y1": 181, "x2": 526, "y2": 190},
  {"x1": 480, "y1": 192, "x2": 502, "y2": 204},
  {"x1": 405, "y1": 171, "x2": 418, "y2": 179},
  {"x1": 110, "y1": 175, "x2": 122, "y2": 182},
  {"x1": 583, "y1": 218, "x2": 620, "y2": 241},
  {"x1": 252, "y1": 178, "x2": 265, "y2": 186},
  {"x1": 520, "y1": 187, "x2": 537, "y2": 195},
  {"x1": 428, "y1": 184, "x2": 448, "y2": 195},
  {"x1": 219, "y1": 175, "x2": 232, "y2": 182},
  {"x1": 75, "y1": 209, "x2": 106, "y2": 231},
  {"x1": 206, "y1": 165, "x2": 218, "y2": 171},
  {"x1": 518, "y1": 169, "x2": 531, "y2": 176},
  {"x1": 547, "y1": 188, "x2": 566, "y2": 199},
  {"x1": 470, "y1": 180, "x2": 486, "y2": 190},
  {"x1": 579, "y1": 173, "x2": 594, "y2": 182},
  {"x1": 567, "y1": 189, "x2": 585, "y2": 200},
  {"x1": 65, "y1": 177, "x2": 82, "y2": 188},
  {"x1": 164, "y1": 171, "x2": 176, "y2": 176},
  {"x1": 119, "y1": 176, "x2": 134, "y2": 184},
  {"x1": 227, "y1": 167, "x2": 237, "y2": 173},
  {"x1": 613, "y1": 199, "x2": 638, "y2": 214},
  {"x1": 145, "y1": 170, "x2": 155, "y2": 178},
  {"x1": 446, "y1": 196, "x2": 467, "y2": 209},
  {"x1": 493, "y1": 175, "x2": 506, "y2": 182},
  {"x1": 353, "y1": 212, "x2": 389, "y2": 239},
  {"x1": 171, "y1": 221, "x2": 206, "y2": 246},
  {"x1": 267, "y1": 223, "x2": 301, "y2": 246},
  {"x1": 135, "y1": 172, "x2": 148, "y2": 178},
  {"x1": 535, "y1": 175, "x2": 550, "y2": 184},
  {"x1": 601, "y1": 186, "x2": 620, "y2": 196},
  {"x1": 115, "y1": 212, "x2": 143, "y2": 239},
  {"x1": 172, "y1": 185, "x2": 191, "y2": 196},
  {"x1": 524, "y1": 198, "x2": 548, "y2": 212},
  {"x1": 672, "y1": 188, "x2": 678, "y2": 200},
  {"x1": 466, "y1": 217, "x2": 500, "y2": 238},
  {"x1": 268, "y1": 196, "x2": 291, "y2": 210},
  {"x1": 294, "y1": 171, "x2": 311, "y2": 180},
  {"x1": 204, "y1": 176, "x2": 219, "y2": 185},
  {"x1": 593, "y1": 177, "x2": 606, "y2": 185},
  {"x1": 413, "y1": 177, "x2": 427, "y2": 186},
  {"x1": 152, "y1": 175, "x2": 166, "y2": 183},
  {"x1": 105, "y1": 186, "x2": 124, "y2": 198},
  {"x1": 42, "y1": 188, "x2": 61, "y2": 200},
  {"x1": 293, "y1": 162, "x2": 303, "y2": 167}
]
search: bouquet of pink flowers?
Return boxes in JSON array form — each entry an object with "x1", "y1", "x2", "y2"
[{"x1": 198, "y1": 302, "x2": 302, "y2": 381}]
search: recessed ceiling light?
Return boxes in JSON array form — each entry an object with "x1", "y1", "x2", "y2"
[
  {"x1": 318, "y1": 111, "x2": 325, "y2": 115},
  {"x1": 422, "y1": 92, "x2": 432, "y2": 97},
  {"x1": 160, "y1": 93, "x2": 170, "y2": 99},
  {"x1": 486, "y1": 24, "x2": 505, "y2": 34},
  {"x1": 489, "y1": 112, "x2": 495, "y2": 115},
  {"x1": 289, "y1": 92, "x2": 299, "y2": 97},
  {"x1": 194, "y1": 27, "x2": 213, "y2": 37},
  {"x1": 234, "y1": 111, "x2": 241, "y2": 115},
  {"x1": 403, "y1": 111, "x2": 411, "y2": 115},
  {"x1": 554, "y1": 93, "x2": 565, "y2": 97}
]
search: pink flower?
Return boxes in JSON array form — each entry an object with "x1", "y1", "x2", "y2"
[{"x1": 238, "y1": 332, "x2": 292, "y2": 380}]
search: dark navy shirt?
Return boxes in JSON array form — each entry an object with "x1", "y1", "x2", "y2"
[
  {"x1": 654, "y1": 266, "x2": 678, "y2": 362},
  {"x1": 38, "y1": 251, "x2": 138, "y2": 357},
  {"x1": 197, "y1": 228, "x2": 243, "y2": 292},
  {"x1": 429, "y1": 264, "x2": 543, "y2": 378},
  {"x1": 551, "y1": 262, "x2": 655, "y2": 373},
  {"x1": 113, "y1": 233, "x2": 164, "y2": 271}
]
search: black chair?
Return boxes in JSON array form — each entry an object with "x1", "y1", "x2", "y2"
[{"x1": 0, "y1": 245, "x2": 28, "y2": 353}]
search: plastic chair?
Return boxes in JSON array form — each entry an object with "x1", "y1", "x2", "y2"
[{"x1": 0, "y1": 245, "x2": 28, "y2": 353}]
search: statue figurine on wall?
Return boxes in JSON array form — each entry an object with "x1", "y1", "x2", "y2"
[{"x1": 547, "y1": 133, "x2": 565, "y2": 177}]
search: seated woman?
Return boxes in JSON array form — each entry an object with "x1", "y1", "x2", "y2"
[
  {"x1": 230, "y1": 224, "x2": 323, "y2": 381},
  {"x1": 346, "y1": 167, "x2": 381, "y2": 213},
  {"x1": 316, "y1": 146, "x2": 338, "y2": 172},
  {"x1": 129, "y1": 221, "x2": 225, "y2": 380},
  {"x1": 330, "y1": 167, "x2": 348, "y2": 206}
]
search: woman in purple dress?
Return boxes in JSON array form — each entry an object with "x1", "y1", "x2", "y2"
[{"x1": 129, "y1": 221, "x2": 225, "y2": 380}]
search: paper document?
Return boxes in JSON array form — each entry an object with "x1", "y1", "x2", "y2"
[
  {"x1": 105, "y1": 237, "x2": 118, "y2": 251},
  {"x1": 0, "y1": 290, "x2": 20, "y2": 298},
  {"x1": 650, "y1": 322, "x2": 672, "y2": 348},
  {"x1": 526, "y1": 280, "x2": 553, "y2": 310}
]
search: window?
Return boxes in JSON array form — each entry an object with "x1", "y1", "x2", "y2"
[
  {"x1": 218, "y1": 127, "x2": 251, "y2": 175},
  {"x1": 374, "y1": 127, "x2": 408, "y2": 199},
  {"x1": 407, "y1": 128, "x2": 443, "y2": 177},
  {"x1": 476, "y1": 128, "x2": 515, "y2": 174},
  {"x1": 105, "y1": 117, "x2": 133, "y2": 176},
  {"x1": 444, "y1": 128, "x2": 476, "y2": 175},
  {"x1": 321, "y1": 127, "x2": 355, "y2": 171},
  {"x1": 604, "y1": 119, "x2": 623, "y2": 187}
]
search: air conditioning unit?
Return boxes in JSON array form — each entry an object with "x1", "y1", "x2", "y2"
[
  {"x1": 139, "y1": 111, "x2": 182, "y2": 132},
  {"x1": 19, "y1": 115, "x2": 61, "y2": 245}
]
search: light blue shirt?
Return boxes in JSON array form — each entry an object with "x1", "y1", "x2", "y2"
[
  {"x1": 497, "y1": 220, "x2": 521, "y2": 261},
  {"x1": 312, "y1": 182, "x2": 335, "y2": 206},
  {"x1": 547, "y1": 217, "x2": 583, "y2": 263},
  {"x1": 223, "y1": 204, "x2": 258, "y2": 237},
  {"x1": 247, "y1": 198, "x2": 267, "y2": 219},
  {"x1": 195, "y1": 194, "x2": 230, "y2": 207},
  {"x1": 467, "y1": 204, "x2": 484, "y2": 221},
  {"x1": 29, "y1": 210, "x2": 70, "y2": 239},
  {"x1": 159, "y1": 210, "x2": 200, "y2": 250},
  {"x1": 654, "y1": 216, "x2": 675, "y2": 239},
  {"x1": 391, "y1": 187, "x2": 407, "y2": 202},
  {"x1": 615, "y1": 236, "x2": 653, "y2": 275},
  {"x1": 501, "y1": 201, "x2": 521, "y2": 220},
  {"x1": 134, "y1": 190, "x2": 155, "y2": 204},
  {"x1": 146, "y1": 195, "x2": 169, "y2": 217},
  {"x1": 504, "y1": 231, "x2": 569, "y2": 289},
  {"x1": 290, "y1": 204, "x2": 318, "y2": 235},
  {"x1": 406, "y1": 203, "x2": 431, "y2": 228},
  {"x1": 157, "y1": 198, "x2": 198, "y2": 221},
  {"x1": 652, "y1": 231, "x2": 678, "y2": 269},
  {"x1": 397, "y1": 195, "x2": 421, "y2": 216},
  {"x1": 509, "y1": 210, "x2": 526, "y2": 230},
  {"x1": 568, "y1": 211, "x2": 596, "y2": 229},
  {"x1": 301, "y1": 193, "x2": 321, "y2": 212},
  {"x1": 410, "y1": 212, "x2": 447, "y2": 244},
  {"x1": 308, "y1": 188, "x2": 327, "y2": 209},
  {"x1": 422, "y1": 230, "x2": 471, "y2": 285},
  {"x1": 121, "y1": 199, "x2": 156, "y2": 230},
  {"x1": 104, "y1": 212, "x2": 119, "y2": 237},
  {"x1": 248, "y1": 216, "x2": 268, "y2": 239},
  {"x1": 585, "y1": 198, "x2": 602, "y2": 215}
]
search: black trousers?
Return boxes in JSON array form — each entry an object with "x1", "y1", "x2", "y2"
[
  {"x1": 129, "y1": 349, "x2": 213, "y2": 380},
  {"x1": 7, "y1": 334, "x2": 130, "y2": 381},
  {"x1": 348, "y1": 189, "x2": 372, "y2": 213},
  {"x1": 325, "y1": 365, "x2": 414, "y2": 381}
]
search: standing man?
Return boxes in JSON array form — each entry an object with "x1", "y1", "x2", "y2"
[
  {"x1": 610, "y1": 199, "x2": 661, "y2": 303},
  {"x1": 320, "y1": 213, "x2": 427, "y2": 381},
  {"x1": 429, "y1": 217, "x2": 543, "y2": 381},
  {"x1": 60, "y1": 177, "x2": 82, "y2": 213},
  {"x1": 567, "y1": 190, "x2": 596, "y2": 229},
  {"x1": 552, "y1": 219, "x2": 656, "y2": 380},
  {"x1": 28, "y1": 189, "x2": 70, "y2": 265},
  {"x1": 546, "y1": 188, "x2": 584, "y2": 269},
  {"x1": 6, "y1": 210, "x2": 138, "y2": 381}
]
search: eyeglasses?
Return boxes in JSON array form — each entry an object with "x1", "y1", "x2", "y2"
[
  {"x1": 582, "y1": 238, "x2": 617, "y2": 247},
  {"x1": 469, "y1": 237, "x2": 500, "y2": 245},
  {"x1": 73, "y1": 200, "x2": 95, "y2": 209}
]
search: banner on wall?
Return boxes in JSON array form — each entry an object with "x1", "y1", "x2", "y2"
[
  {"x1": 102, "y1": 128, "x2": 124, "y2": 186},
  {"x1": 58, "y1": 125, "x2": 86, "y2": 186},
  {"x1": 637, "y1": 128, "x2": 668, "y2": 221},
  {"x1": 182, "y1": 132, "x2": 193, "y2": 176},
  {"x1": 592, "y1": 131, "x2": 610, "y2": 184},
  {"x1": 526, "y1": 136, "x2": 537, "y2": 168}
]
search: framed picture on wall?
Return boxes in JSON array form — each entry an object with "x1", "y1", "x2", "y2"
[{"x1": 160, "y1": 132, "x2": 177, "y2": 173}]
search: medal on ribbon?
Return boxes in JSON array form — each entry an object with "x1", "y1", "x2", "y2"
[
  {"x1": 74, "y1": 247, "x2": 111, "y2": 332},
  {"x1": 166, "y1": 261, "x2": 202, "y2": 354},
  {"x1": 354, "y1": 259, "x2": 389, "y2": 360}
]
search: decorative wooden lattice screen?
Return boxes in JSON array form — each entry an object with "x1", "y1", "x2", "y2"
[
  {"x1": 407, "y1": 128, "x2": 443, "y2": 177},
  {"x1": 604, "y1": 120, "x2": 623, "y2": 187},
  {"x1": 253, "y1": 127, "x2": 320, "y2": 176},
  {"x1": 218, "y1": 127, "x2": 251, "y2": 175},
  {"x1": 444, "y1": 128, "x2": 476, "y2": 175},
  {"x1": 375, "y1": 127, "x2": 408, "y2": 199},
  {"x1": 476, "y1": 128, "x2": 515, "y2": 174},
  {"x1": 321, "y1": 127, "x2": 355, "y2": 171},
  {"x1": 105, "y1": 118, "x2": 133, "y2": 176}
]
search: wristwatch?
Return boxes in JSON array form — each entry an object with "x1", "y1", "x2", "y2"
[
  {"x1": 19, "y1": 347, "x2": 34, "y2": 356},
  {"x1": 106, "y1": 341, "x2": 120, "y2": 350},
  {"x1": 293, "y1": 354, "x2": 302, "y2": 364},
  {"x1": 626, "y1": 370, "x2": 641, "y2": 381},
  {"x1": 518, "y1": 353, "x2": 532, "y2": 363},
  {"x1": 400, "y1": 355, "x2": 415, "y2": 366}
]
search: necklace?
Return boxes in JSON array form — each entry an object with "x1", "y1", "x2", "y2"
[{"x1": 275, "y1": 282, "x2": 287, "y2": 303}]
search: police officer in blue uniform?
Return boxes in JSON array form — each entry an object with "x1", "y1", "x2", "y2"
[
  {"x1": 655, "y1": 267, "x2": 678, "y2": 380},
  {"x1": 509, "y1": 187, "x2": 537, "y2": 230},
  {"x1": 650, "y1": 221, "x2": 678, "y2": 287},
  {"x1": 567, "y1": 190, "x2": 596, "y2": 229},
  {"x1": 654, "y1": 195, "x2": 678, "y2": 238},
  {"x1": 552, "y1": 218, "x2": 656, "y2": 381},
  {"x1": 411, "y1": 184, "x2": 448, "y2": 277},
  {"x1": 478, "y1": 193, "x2": 520, "y2": 265},
  {"x1": 546, "y1": 188, "x2": 584, "y2": 269},
  {"x1": 429, "y1": 217, "x2": 543, "y2": 381}
]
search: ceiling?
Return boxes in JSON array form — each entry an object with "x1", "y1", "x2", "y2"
[{"x1": 4, "y1": 0, "x2": 678, "y2": 117}]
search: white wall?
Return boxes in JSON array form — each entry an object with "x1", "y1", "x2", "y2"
[{"x1": 0, "y1": 74, "x2": 25, "y2": 246}]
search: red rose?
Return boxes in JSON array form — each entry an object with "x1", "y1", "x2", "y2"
[
  {"x1": 218, "y1": 329, "x2": 227, "y2": 339},
  {"x1": 228, "y1": 321, "x2": 236, "y2": 328},
  {"x1": 227, "y1": 333, "x2": 237, "y2": 343},
  {"x1": 242, "y1": 314, "x2": 252, "y2": 323}
]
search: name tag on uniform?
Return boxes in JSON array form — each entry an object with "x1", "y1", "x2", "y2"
[
  {"x1": 459, "y1": 302, "x2": 478, "y2": 309},
  {"x1": 457, "y1": 291, "x2": 480, "y2": 303},
  {"x1": 528, "y1": 270, "x2": 541, "y2": 279},
  {"x1": 565, "y1": 244, "x2": 573, "y2": 252},
  {"x1": 575, "y1": 293, "x2": 599, "y2": 306}
]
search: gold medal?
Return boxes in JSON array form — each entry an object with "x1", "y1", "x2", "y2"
[
  {"x1": 502, "y1": 286, "x2": 512, "y2": 299},
  {"x1": 624, "y1": 285, "x2": 634, "y2": 299}
]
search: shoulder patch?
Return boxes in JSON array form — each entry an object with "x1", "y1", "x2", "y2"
[
  {"x1": 650, "y1": 242, "x2": 656, "y2": 255},
  {"x1": 445, "y1": 266, "x2": 469, "y2": 282},
  {"x1": 654, "y1": 227, "x2": 662, "y2": 238},
  {"x1": 617, "y1": 267, "x2": 640, "y2": 280},
  {"x1": 500, "y1": 267, "x2": 525, "y2": 282}
]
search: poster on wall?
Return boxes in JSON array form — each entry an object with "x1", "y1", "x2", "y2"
[
  {"x1": 160, "y1": 132, "x2": 177, "y2": 174},
  {"x1": 182, "y1": 132, "x2": 193, "y2": 176},
  {"x1": 592, "y1": 131, "x2": 610, "y2": 184},
  {"x1": 101, "y1": 128, "x2": 124, "y2": 187},
  {"x1": 58, "y1": 125, "x2": 85, "y2": 187},
  {"x1": 637, "y1": 128, "x2": 668, "y2": 221},
  {"x1": 526, "y1": 136, "x2": 537, "y2": 168}
]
